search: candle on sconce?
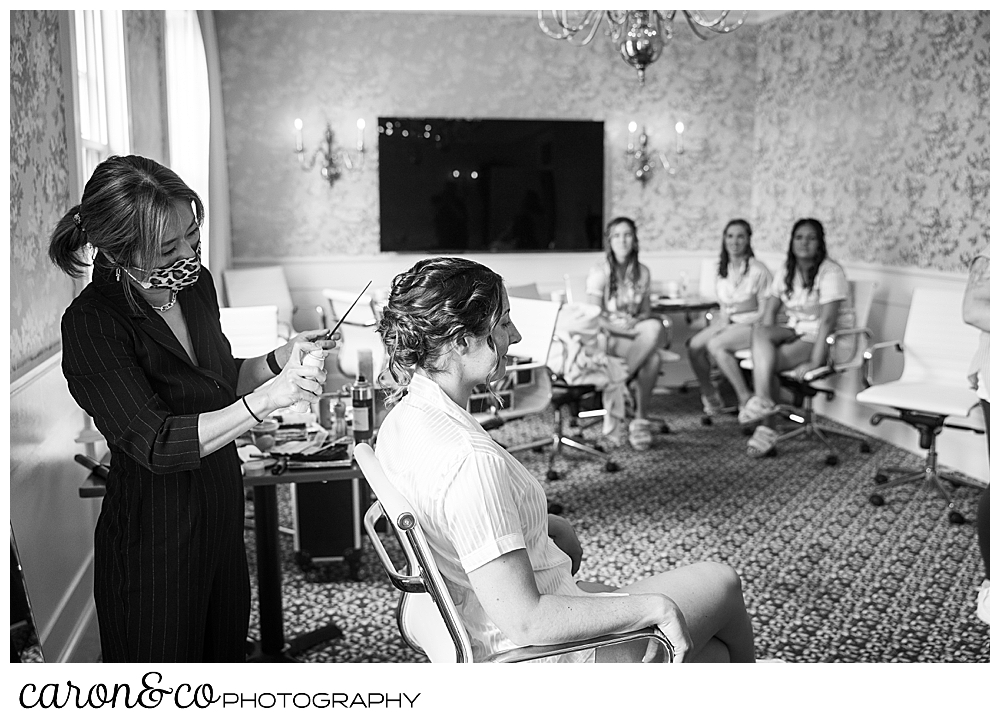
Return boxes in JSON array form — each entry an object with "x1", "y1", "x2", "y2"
[
  {"x1": 675, "y1": 121, "x2": 685, "y2": 155},
  {"x1": 294, "y1": 118, "x2": 304, "y2": 153},
  {"x1": 356, "y1": 118, "x2": 366, "y2": 152},
  {"x1": 627, "y1": 120, "x2": 637, "y2": 152}
]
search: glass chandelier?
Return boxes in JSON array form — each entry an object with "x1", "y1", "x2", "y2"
[{"x1": 538, "y1": 10, "x2": 748, "y2": 85}]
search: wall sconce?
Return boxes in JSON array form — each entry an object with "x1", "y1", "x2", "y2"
[
  {"x1": 625, "y1": 120, "x2": 686, "y2": 184},
  {"x1": 293, "y1": 118, "x2": 366, "y2": 187}
]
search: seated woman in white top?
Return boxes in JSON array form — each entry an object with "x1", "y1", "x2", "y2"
[
  {"x1": 375, "y1": 256, "x2": 755, "y2": 663},
  {"x1": 584, "y1": 217, "x2": 670, "y2": 451},
  {"x1": 740, "y1": 218, "x2": 852, "y2": 458},
  {"x1": 687, "y1": 219, "x2": 772, "y2": 417}
]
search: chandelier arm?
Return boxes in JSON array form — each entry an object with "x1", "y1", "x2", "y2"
[
  {"x1": 537, "y1": 10, "x2": 603, "y2": 43},
  {"x1": 684, "y1": 10, "x2": 748, "y2": 34},
  {"x1": 685, "y1": 10, "x2": 728, "y2": 28},
  {"x1": 683, "y1": 13, "x2": 713, "y2": 41}
]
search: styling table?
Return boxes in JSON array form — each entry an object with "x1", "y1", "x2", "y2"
[{"x1": 243, "y1": 462, "x2": 367, "y2": 662}]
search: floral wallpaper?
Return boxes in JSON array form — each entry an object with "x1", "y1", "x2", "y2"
[
  {"x1": 9, "y1": 10, "x2": 76, "y2": 375},
  {"x1": 215, "y1": 11, "x2": 759, "y2": 258},
  {"x1": 752, "y1": 10, "x2": 989, "y2": 271},
  {"x1": 9, "y1": 10, "x2": 171, "y2": 375},
  {"x1": 9, "y1": 8, "x2": 990, "y2": 377},
  {"x1": 216, "y1": 10, "x2": 988, "y2": 273}
]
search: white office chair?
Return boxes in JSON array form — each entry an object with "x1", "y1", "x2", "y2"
[
  {"x1": 738, "y1": 280, "x2": 878, "y2": 464},
  {"x1": 320, "y1": 288, "x2": 387, "y2": 382},
  {"x1": 219, "y1": 304, "x2": 279, "y2": 358},
  {"x1": 355, "y1": 443, "x2": 673, "y2": 663},
  {"x1": 856, "y1": 286, "x2": 985, "y2": 523},
  {"x1": 473, "y1": 294, "x2": 561, "y2": 431},
  {"x1": 223, "y1": 266, "x2": 296, "y2": 341}
]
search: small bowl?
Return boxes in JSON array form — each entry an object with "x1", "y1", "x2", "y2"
[{"x1": 251, "y1": 418, "x2": 279, "y2": 451}]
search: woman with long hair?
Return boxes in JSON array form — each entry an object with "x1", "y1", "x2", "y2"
[
  {"x1": 375, "y1": 256, "x2": 756, "y2": 663},
  {"x1": 740, "y1": 218, "x2": 852, "y2": 458},
  {"x1": 687, "y1": 219, "x2": 772, "y2": 417},
  {"x1": 49, "y1": 155, "x2": 336, "y2": 661},
  {"x1": 584, "y1": 217, "x2": 670, "y2": 450}
]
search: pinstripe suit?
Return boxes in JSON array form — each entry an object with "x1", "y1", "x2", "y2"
[{"x1": 62, "y1": 264, "x2": 250, "y2": 662}]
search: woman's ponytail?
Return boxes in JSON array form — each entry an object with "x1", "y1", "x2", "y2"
[{"x1": 48, "y1": 205, "x2": 91, "y2": 278}]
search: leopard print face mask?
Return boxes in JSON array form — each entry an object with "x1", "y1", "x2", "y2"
[{"x1": 122, "y1": 244, "x2": 201, "y2": 291}]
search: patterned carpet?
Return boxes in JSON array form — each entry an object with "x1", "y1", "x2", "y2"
[{"x1": 244, "y1": 389, "x2": 990, "y2": 663}]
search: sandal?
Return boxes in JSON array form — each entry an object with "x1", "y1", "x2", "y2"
[
  {"x1": 747, "y1": 425, "x2": 778, "y2": 458},
  {"x1": 628, "y1": 419, "x2": 654, "y2": 451},
  {"x1": 738, "y1": 395, "x2": 778, "y2": 426}
]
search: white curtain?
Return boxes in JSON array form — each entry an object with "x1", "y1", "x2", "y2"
[
  {"x1": 197, "y1": 10, "x2": 232, "y2": 289},
  {"x1": 165, "y1": 10, "x2": 213, "y2": 269}
]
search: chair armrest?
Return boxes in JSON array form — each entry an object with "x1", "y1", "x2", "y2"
[
  {"x1": 805, "y1": 326, "x2": 873, "y2": 380},
  {"x1": 480, "y1": 626, "x2": 673, "y2": 663},
  {"x1": 861, "y1": 339, "x2": 904, "y2": 388},
  {"x1": 362, "y1": 502, "x2": 425, "y2": 594}
]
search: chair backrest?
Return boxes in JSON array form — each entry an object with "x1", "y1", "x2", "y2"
[
  {"x1": 898, "y1": 286, "x2": 982, "y2": 385},
  {"x1": 321, "y1": 288, "x2": 386, "y2": 381},
  {"x1": 833, "y1": 279, "x2": 877, "y2": 368},
  {"x1": 505, "y1": 283, "x2": 543, "y2": 300},
  {"x1": 223, "y1": 266, "x2": 295, "y2": 336},
  {"x1": 506, "y1": 296, "x2": 562, "y2": 366},
  {"x1": 219, "y1": 305, "x2": 279, "y2": 358},
  {"x1": 698, "y1": 257, "x2": 719, "y2": 300},
  {"x1": 355, "y1": 443, "x2": 475, "y2": 663}
]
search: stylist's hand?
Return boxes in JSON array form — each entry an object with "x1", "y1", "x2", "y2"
[
  {"x1": 273, "y1": 329, "x2": 340, "y2": 370},
  {"x1": 642, "y1": 595, "x2": 692, "y2": 663},
  {"x1": 264, "y1": 339, "x2": 329, "y2": 410}
]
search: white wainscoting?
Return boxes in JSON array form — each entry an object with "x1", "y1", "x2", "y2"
[
  {"x1": 10, "y1": 352, "x2": 104, "y2": 662},
  {"x1": 238, "y1": 252, "x2": 989, "y2": 484}
]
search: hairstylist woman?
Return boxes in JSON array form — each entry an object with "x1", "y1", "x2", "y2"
[{"x1": 49, "y1": 155, "x2": 337, "y2": 662}]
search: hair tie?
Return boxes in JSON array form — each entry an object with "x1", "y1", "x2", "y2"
[{"x1": 73, "y1": 213, "x2": 86, "y2": 233}]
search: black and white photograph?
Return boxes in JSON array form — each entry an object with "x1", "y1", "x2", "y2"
[{"x1": 7, "y1": 6, "x2": 991, "y2": 719}]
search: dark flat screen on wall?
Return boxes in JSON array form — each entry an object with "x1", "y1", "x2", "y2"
[{"x1": 378, "y1": 117, "x2": 604, "y2": 253}]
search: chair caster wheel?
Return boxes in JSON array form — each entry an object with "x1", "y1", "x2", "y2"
[
  {"x1": 825, "y1": 454, "x2": 838, "y2": 466},
  {"x1": 869, "y1": 493, "x2": 885, "y2": 507},
  {"x1": 948, "y1": 510, "x2": 966, "y2": 525},
  {"x1": 659, "y1": 421, "x2": 670, "y2": 434},
  {"x1": 860, "y1": 442, "x2": 872, "y2": 453},
  {"x1": 701, "y1": 416, "x2": 712, "y2": 426},
  {"x1": 605, "y1": 461, "x2": 621, "y2": 473},
  {"x1": 546, "y1": 469, "x2": 560, "y2": 481},
  {"x1": 874, "y1": 473, "x2": 888, "y2": 485}
]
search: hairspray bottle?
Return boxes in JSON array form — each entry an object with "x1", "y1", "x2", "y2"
[
  {"x1": 351, "y1": 374, "x2": 374, "y2": 444},
  {"x1": 293, "y1": 349, "x2": 325, "y2": 413}
]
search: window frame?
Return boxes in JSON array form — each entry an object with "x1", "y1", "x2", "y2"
[{"x1": 62, "y1": 9, "x2": 131, "y2": 201}]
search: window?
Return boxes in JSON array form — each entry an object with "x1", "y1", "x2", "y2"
[{"x1": 72, "y1": 10, "x2": 130, "y2": 189}]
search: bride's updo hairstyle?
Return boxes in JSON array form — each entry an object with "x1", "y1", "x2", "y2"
[{"x1": 377, "y1": 256, "x2": 506, "y2": 406}]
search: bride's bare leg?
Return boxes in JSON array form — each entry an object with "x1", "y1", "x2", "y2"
[{"x1": 594, "y1": 561, "x2": 755, "y2": 663}]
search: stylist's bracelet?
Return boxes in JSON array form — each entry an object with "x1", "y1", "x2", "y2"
[{"x1": 266, "y1": 349, "x2": 283, "y2": 376}]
